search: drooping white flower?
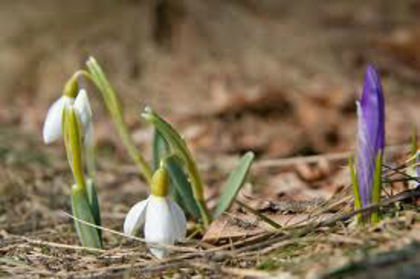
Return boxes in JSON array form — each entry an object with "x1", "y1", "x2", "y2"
[
  {"x1": 123, "y1": 168, "x2": 187, "y2": 258},
  {"x1": 43, "y1": 89, "x2": 92, "y2": 144},
  {"x1": 43, "y1": 96, "x2": 74, "y2": 143},
  {"x1": 73, "y1": 89, "x2": 94, "y2": 147}
]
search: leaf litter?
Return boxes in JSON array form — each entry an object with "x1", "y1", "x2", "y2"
[{"x1": 0, "y1": 123, "x2": 418, "y2": 278}]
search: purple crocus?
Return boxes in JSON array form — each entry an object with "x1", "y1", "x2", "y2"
[{"x1": 356, "y1": 65, "x2": 385, "y2": 208}]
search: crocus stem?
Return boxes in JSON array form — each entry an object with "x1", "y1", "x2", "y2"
[
  {"x1": 411, "y1": 126, "x2": 417, "y2": 157},
  {"x1": 371, "y1": 152, "x2": 383, "y2": 224},
  {"x1": 75, "y1": 62, "x2": 153, "y2": 185},
  {"x1": 349, "y1": 156, "x2": 363, "y2": 223},
  {"x1": 63, "y1": 106, "x2": 86, "y2": 192}
]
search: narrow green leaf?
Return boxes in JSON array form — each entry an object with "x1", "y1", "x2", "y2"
[
  {"x1": 371, "y1": 152, "x2": 383, "y2": 224},
  {"x1": 71, "y1": 185, "x2": 102, "y2": 248},
  {"x1": 214, "y1": 152, "x2": 255, "y2": 218},
  {"x1": 411, "y1": 125, "x2": 417, "y2": 157},
  {"x1": 169, "y1": 179, "x2": 184, "y2": 208},
  {"x1": 349, "y1": 156, "x2": 362, "y2": 223},
  {"x1": 152, "y1": 129, "x2": 170, "y2": 171},
  {"x1": 165, "y1": 154, "x2": 201, "y2": 219},
  {"x1": 86, "y1": 179, "x2": 102, "y2": 241}
]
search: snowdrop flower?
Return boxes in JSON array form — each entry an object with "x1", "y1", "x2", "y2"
[
  {"x1": 73, "y1": 89, "x2": 94, "y2": 147},
  {"x1": 124, "y1": 166, "x2": 187, "y2": 258},
  {"x1": 43, "y1": 95, "x2": 75, "y2": 143},
  {"x1": 43, "y1": 89, "x2": 92, "y2": 145}
]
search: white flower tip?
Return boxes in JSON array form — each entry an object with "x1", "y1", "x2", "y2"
[
  {"x1": 87, "y1": 56, "x2": 96, "y2": 64},
  {"x1": 42, "y1": 124, "x2": 56, "y2": 144}
]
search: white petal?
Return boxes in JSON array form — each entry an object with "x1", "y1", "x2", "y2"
[
  {"x1": 144, "y1": 196, "x2": 175, "y2": 258},
  {"x1": 74, "y1": 89, "x2": 92, "y2": 133},
  {"x1": 84, "y1": 122, "x2": 94, "y2": 147},
  {"x1": 169, "y1": 200, "x2": 187, "y2": 242},
  {"x1": 43, "y1": 96, "x2": 74, "y2": 144},
  {"x1": 123, "y1": 198, "x2": 149, "y2": 236}
]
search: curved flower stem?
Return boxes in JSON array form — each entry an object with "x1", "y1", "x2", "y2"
[{"x1": 74, "y1": 60, "x2": 153, "y2": 185}]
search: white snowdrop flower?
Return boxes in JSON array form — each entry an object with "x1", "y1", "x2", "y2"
[
  {"x1": 43, "y1": 96, "x2": 74, "y2": 143},
  {"x1": 43, "y1": 89, "x2": 93, "y2": 144},
  {"x1": 73, "y1": 89, "x2": 94, "y2": 147},
  {"x1": 123, "y1": 167, "x2": 187, "y2": 258}
]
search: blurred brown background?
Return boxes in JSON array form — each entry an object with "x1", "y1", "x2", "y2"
[
  {"x1": 0, "y1": 3, "x2": 419, "y2": 276},
  {"x1": 0, "y1": 0, "x2": 419, "y2": 159}
]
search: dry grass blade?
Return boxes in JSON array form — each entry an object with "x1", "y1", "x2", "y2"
[
  {"x1": 11, "y1": 235, "x2": 104, "y2": 253},
  {"x1": 60, "y1": 211, "x2": 201, "y2": 253},
  {"x1": 255, "y1": 144, "x2": 409, "y2": 168}
]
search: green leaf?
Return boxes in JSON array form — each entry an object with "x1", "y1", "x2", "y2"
[
  {"x1": 71, "y1": 185, "x2": 102, "y2": 248},
  {"x1": 86, "y1": 179, "x2": 102, "y2": 241},
  {"x1": 371, "y1": 152, "x2": 383, "y2": 224},
  {"x1": 165, "y1": 154, "x2": 201, "y2": 219},
  {"x1": 214, "y1": 152, "x2": 254, "y2": 218},
  {"x1": 142, "y1": 108, "x2": 212, "y2": 226},
  {"x1": 411, "y1": 125, "x2": 417, "y2": 157},
  {"x1": 349, "y1": 156, "x2": 362, "y2": 224},
  {"x1": 152, "y1": 129, "x2": 170, "y2": 171},
  {"x1": 169, "y1": 179, "x2": 183, "y2": 208}
]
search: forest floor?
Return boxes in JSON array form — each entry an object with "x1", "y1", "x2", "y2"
[{"x1": 0, "y1": 0, "x2": 419, "y2": 278}]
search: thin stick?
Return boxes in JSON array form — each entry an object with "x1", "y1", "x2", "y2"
[
  {"x1": 235, "y1": 200, "x2": 282, "y2": 229},
  {"x1": 255, "y1": 144, "x2": 409, "y2": 168},
  {"x1": 60, "y1": 211, "x2": 199, "y2": 253},
  {"x1": 14, "y1": 235, "x2": 104, "y2": 253},
  {"x1": 383, "y1": 163, "x2": 420, "y2": 183},
  {"x1": 190, "y1": 261, "x2": 273, "y2": 277}
]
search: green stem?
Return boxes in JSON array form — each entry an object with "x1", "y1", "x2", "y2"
[
  {"x1": 371, "y1": 152, "x2": 383, "y2": 224},
  {"x1": 349, "y1": 156, "x2": 362, "y2": 224},
  {"x1": 63, "y1": 107, "x2": 86, "y2": 192},
  {"x1": 77, "y1": 61, "x2": 153, "y2": 185},
  {"x1": 410, "y1": 125, "x2": 417, "y2": 157}
]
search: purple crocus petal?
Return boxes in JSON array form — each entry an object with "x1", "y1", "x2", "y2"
[
  {"x1": 356, "y1": 65, "x2": 385, "y2": 208},
  {"x1": 361, "y1": 65, "x2": 385, "y2": 151}
]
